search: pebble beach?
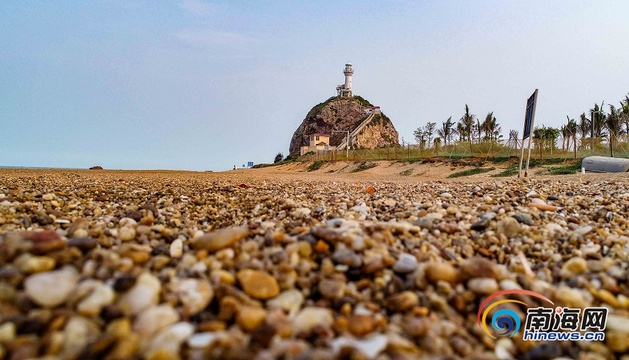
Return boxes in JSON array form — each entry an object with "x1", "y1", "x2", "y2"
[{"x1": 0, "y1": 168, "x2": 628, "y2": 360}]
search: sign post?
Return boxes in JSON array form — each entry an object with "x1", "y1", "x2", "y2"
[{"x1": 518, "y1": 89, "x2": 539, "y2": 178}]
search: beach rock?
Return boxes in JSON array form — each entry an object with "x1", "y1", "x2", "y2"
[
  {"x1": 169, "y1": 239, "x2": 183, "y2": 258},
  {"x1": 267, "y1": 289, "x2": 304, "y2": 316},
  {"x1": 425, "y1": 262, "x2": 459, "y2": 284},
  {"x1": 133, "y1": 305, "x2": 179, "y2": 337},
  {"x1": 24, "y1": 266, "x2": 79, "y2": 307},
  {"x1": 172, "y1": 278, "x2": 214, "y2": 317},
  {"x1": 393, "y1": 253, "x2": 418, "y2": 273},
  {"x1": 117, "y1": 272, "x2": 161, "y2": 315},
  {"x1": 318, "y1": 278, "x2": 346, "y2": 300},
  {"x1": 236, "y1": 305, "x2": 267, "y2": 331},
  {"x1": 496, "y1": 217, "x2": 521, "y2": 238},
  {"x1": 77, "y1": 281, "x2": 115, "y2": 316},
  {"x1": 467, "y1": 278, "x2": 499, "y2": 295},
  {"x1": 192, "y1": 227, "x2": 248, "y2": 252},
  {"x1": 237, "y1": 269, "x2": 280, "y2": 300},
  {"x1": 293, "y1": 307, "x2": 333, "y2": 335}
]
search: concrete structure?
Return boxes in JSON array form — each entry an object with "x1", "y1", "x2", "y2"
[
  {"x1": 364, "y1": 106, "x2": 381, "y2": 115},
  {"x1": 300, "y1": 133, "x2": 336, "y2": 155},
  {"x1": 582, "y1": 156, "x2": 629, "y2": 173},
  {"x1": 336, "y1": 63, "x2": 353, "y2": 97}
]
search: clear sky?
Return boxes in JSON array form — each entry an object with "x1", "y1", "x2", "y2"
[{"x1": 2, "y1": 1, "x2": 628, "y2": 171}]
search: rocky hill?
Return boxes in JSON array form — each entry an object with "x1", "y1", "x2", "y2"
[{"x1": 289, "y1": 96, "x2": 400, "y2": 155}]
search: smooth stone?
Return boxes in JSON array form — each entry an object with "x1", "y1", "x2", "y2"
[
  {"x1": 24, "y1": 266, "x2": 79, "y2": 307},
  {"x1": 117, "y1": 272, "x2": 161, "y2": 315},
  {"x1": 512, "y1": 212, "x2": 534, "y2": 225},
  {"x1": 293, "y1": 307, "x2": 333, "y2": 335},
  {"x1": 331, "y1": 334, "x2": 388, "y2": 359},
  {"x1": 467, "y1": 278, "x2": 499, "y2": 295},
  {"x1": 236, "y1": 305, "x2": 267, "y2": 331},
  {"x1": 318, "y1": 278, "x2": 346, "y2": 300},
  {"x1": 606, "y1": 315, "x2": 629, "y2": 334},
  {"x1": 562, "y1": 257, "x2": 588, "y2": 275},
  {"x1": 192, "y1": 227, "x2": 248, "y2": 253},
  {"x1": 237, "y1": 269, "x2": 280, "y2": 300},
  {"x1": 77, "y1": 282, "x2": 115, "y2": 317},
  {"x1": 460, "y1": 257, "x2": 503, "y2": 280},
  {"x1": 546, "y1": 223, "x2": 564, "y2": 233},
  {"x1": 145, "y1": 322, "x2": 194, "y2": 356},
  {"x1": 267, "y1": 289, "x2": 304, "y2": 316},
  {"x1": 496, "y1": 217, "x2": 521, "y2": 238},
  {"x1": 347, "y1": 314, "x2": 376, "y2": 337},
  {"x1": 119, "y1": 226, "x2": 136, "y2": 242},
  {"x1": 172, "y1": 278, "x2": 214, "y2": 317},
  {"x1": 292, "y1": 207, "x2": 311, "y2": 217},
  {"x1": 574, "y1": 226, "x2": 593, "y2": 237},
  {"x1": 67, "y1": 237, "x2": 98, "y2": 252},
  {"x1": 187, "y1": 332, "x2": 219, "y2": 349},
  {"x1": 393, "y1": 253, "x2": 418, "y2": 274},
  {"x1": 530, "y1": 198, "x2": 546, "y2": 205},
  {"x1": 134, "y1": 305, "x2": 179, "y2": 336},
  {"x1": 61, "y1": 316, "x2": 100, "y2": 358},
  {"x1": 14, "y1": 254, "x2": 56, "y2": 274},
  {"x1": 0, "y1": 322, "x2": 16, "y2": 343},
  {"x1": 440, "y1": 192, "x2": 452, "y2": 198},
  {"x1": 385, "y1": 291, "x2": 419, "y2": 311},
  {"x1": 169, "y1": 239, "x2": 183, "y2": 258},
  {"x1": 425, "y1": 262, "x2": 459, "y2": 284}
]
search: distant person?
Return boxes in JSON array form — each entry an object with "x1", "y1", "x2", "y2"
[{"x1": 233, "y1": 165, "x2": 236, "y2": 170}]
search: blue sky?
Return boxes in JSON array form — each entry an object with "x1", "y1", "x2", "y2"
[{"x1": 2, "y1": 1, "x2": 628, "y2": 171}]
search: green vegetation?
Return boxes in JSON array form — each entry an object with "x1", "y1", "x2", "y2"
[
  {"x1": 353, "y1": 95, "x2": 373, "y2": 107},
  {"x1": 538, "y1": 160, "x2": 582, "y2": 175},
  {"x1": 447, "y1": 167, "x2": 495, "y2": 178},
  {"x1": 307, "y1": 160, "x2": 324, "y2": 172},
  {"x1": 306, "y1": 96, "x2": 336, "y2": 118},
  {"x1": 492, "y1": 165, "x2": 519, "y2": 177},
  {"x1": 350, "y1": 161, "x2": 377, "y2": 172}
]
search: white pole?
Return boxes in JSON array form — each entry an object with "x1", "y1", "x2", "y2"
[
  {"x1": 524, "y1": 89, "x2": 539, "y2": 177},
  {"x1": 346, "y1": 131, "x2": 349, "y2": 159}
]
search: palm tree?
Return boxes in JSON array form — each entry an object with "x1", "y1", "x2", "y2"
[
  {"x1": 577, "y1": 113, "x2": 590, "y2": 149},
  {"x1": 560, "y1": 124, "x2": 569, "y2": 151},
  {"x1": 591, "y1": 103, "x2": 607, "y2": 142},
  {"x1": 565, "y1": 116, "x2": 578, "y2": 157},
  {"x1": 458, "y1": 104, "x2": 475, "y2": 151},
  {"x1": 621, "y1": 95, "x2": 629, "y2": 140},
  {"x1": 437, "y1": 116, "x2": 455, "y2": 146},
  {"x1": 482, "y1": 112, "x2": 501, "y2": 143},
  {"x1": 606, "y1": 104, "x2": 624, "y2": 157}
]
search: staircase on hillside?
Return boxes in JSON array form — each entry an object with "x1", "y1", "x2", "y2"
[{"x1": 336, "y1": 113, "x2": 376, "y2": 150}]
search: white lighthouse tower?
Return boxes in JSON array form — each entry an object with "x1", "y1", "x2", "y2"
[{"x1": 336, "y1": 63, "x2": 353, "y2": 97}]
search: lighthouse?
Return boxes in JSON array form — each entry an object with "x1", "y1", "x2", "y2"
[{"x1": 336, "y1": 63, "x2": 353, "y2": 97}]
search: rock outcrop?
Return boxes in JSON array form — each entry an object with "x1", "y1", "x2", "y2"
[{"x1": 289, "y1": 96, "x2": 399, "y2": 155}]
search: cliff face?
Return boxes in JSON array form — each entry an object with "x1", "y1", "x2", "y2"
[{"x1": 289, "y1": 96, "x2": 399, "y2": 154}]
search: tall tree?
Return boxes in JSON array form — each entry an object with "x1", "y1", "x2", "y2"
[
  {"x1": 482, "y1": 112, "x2": 501, "y2": 142},
  {"x1": 621, "y1": 95, "x2": 629, "y2": 138},
  {"x1": 425, "y1": 122, "x2": 436, "y2": 147},
  {"x1": 606, "y1": 104, "x2": 624, "y2": 157},
  {"x1": 458, "y1": 104, "x2": 476, "y2": 150},
  {"x1": 591, "y1": 102, "x2": 607, "y2": 140},
  {"x1": 565, "y1": 116, "x2": 578, "y2": 156},
  {"x1": 577, "y1": 112, "x2": 590, "y2": 149},
  {"x1": 437, "y1": 116, "x2": 455, "y2": 146}
]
